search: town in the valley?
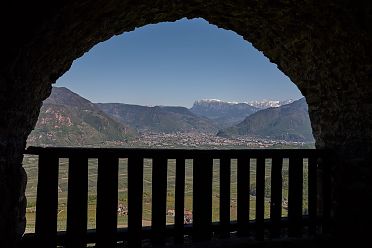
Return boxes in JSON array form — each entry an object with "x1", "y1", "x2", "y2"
[{"x1": 109, "y1": 131, "x2": 311, "y2": 149}]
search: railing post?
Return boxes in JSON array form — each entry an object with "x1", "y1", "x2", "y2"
[
  {"x1": 175, "y1": 158, "x2": 185, "y2": 243},
  {"x1": 35, "y1": 154, "x2": 59, "y2": 248},
  {"x1": 96, "y1": 155, "x2": 119, "y2": 248},
  {"x1": 237, "y1": 157, "x2": 250, "y2": 236},
  {"x1": 192, "y1": 155, "x2": 213, "y2": 241},
  {"x1": 66, "y1": 156, "x2": 88, "y2": 248},
  {"x1": 255, "y1": 157, "x2": 265, "y2": 241},
  {"x1": 288, "y1": 156, "x2": 303, "y2": 237},
  {"x1": 128, "y1": 155, "x2": 144, "y2": 248},
  {"x1": 308, "y1": 156, "x2": 318, "y2": 235},
  {"x1": 270, "y1": 156, "x2": 283, "y2": 238},
  {"x1": 219, "y1": 157, "x2": 231, "y2": 238},
  {"x1": 151, "y1": 156, "x2": 168, "y2": 245}
]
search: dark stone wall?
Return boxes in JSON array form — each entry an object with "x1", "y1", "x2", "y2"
[{"x1": 1, "y1": 0, "x2": 372, "y2": 247}]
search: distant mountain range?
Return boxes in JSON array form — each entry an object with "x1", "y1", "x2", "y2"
[
  {"x1": 27, "y1": 87, "x2": 137, "y2": 146},
  {"x1": 190, "y1": 99, "x2": 259, "y2": 128},
  {"x1": 96, "y1": 103, "x2": 218, "y2": 134},
  {"x1": 217, "y1": 98, "x2": 314, "y2": 142},
  {"x1": 27, "y1": 87, "x2": 314, "y2": 146},
  {"x1": 190, "y1": 99, "x2": 294, "y2": 128}
]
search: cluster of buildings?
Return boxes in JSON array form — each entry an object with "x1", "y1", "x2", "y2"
[
  {"x1": 117, "y1": 204, "x2": 128, "y2": 216},
  {"x1": 127, "y1": 132, "x2": 306, "y2": 149}
]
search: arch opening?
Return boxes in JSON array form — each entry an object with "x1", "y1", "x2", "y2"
[
  {"x1": 27, "y1": 17, "x2": 313, "y2": 148},
  {"x1": 23, "y1": 17, "x2": 314, "y2": 233}
]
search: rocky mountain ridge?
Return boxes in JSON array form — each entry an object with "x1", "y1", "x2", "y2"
[
  {"x1": 27, "y1": 87, "x2": 137, "y2": 146},
  {"x1": 217, "y1": 98, "x2": 314, "y2": 142},
  {"x1": 96, "y1": 103, "x2": 218, "y2": 134}
]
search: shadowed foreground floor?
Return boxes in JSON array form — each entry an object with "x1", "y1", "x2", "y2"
[
  {"x1": 111, "y1": 235, "x2": 331, "y2": 248},
  {"x1": 167, "y1": 237, "x2": 329, "y2": 248}
]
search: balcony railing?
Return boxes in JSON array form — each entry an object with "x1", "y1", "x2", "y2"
[{"x1": 21, "y1": 147, "x2": 330, "y2": 247}]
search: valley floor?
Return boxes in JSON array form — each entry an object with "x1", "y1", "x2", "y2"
[{"x1": 90, "y1": 132, "x2": 314, "y2": 149}]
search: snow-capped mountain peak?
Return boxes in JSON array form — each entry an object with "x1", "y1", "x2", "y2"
[
  {"x1": 194, "y1": 99, "x2": 294, "y2": 109},
  {"x1": 247, "y1": 99, "x2": 294, "y2": 109},
  {"x1": 195, "y1": 99, "x2": 238, "y2": 105}
]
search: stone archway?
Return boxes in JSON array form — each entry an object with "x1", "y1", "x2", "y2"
[{"x1": 1, "y1": 1, "x2": 372, "y2": 247}]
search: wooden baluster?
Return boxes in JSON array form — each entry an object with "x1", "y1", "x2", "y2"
[
  {"x1": 219, "y1": 157, "x2": 231, "y2": 238},
  {"x1": 288, "y1": 156, "x2": 303, "y2": 237},
  {"x1": 175, "y1": 158, "x2": 185, "y2": 243},
  {"x1": 270, "y1": 156, "x2": 283, "y2": 238},
  {"x1": 308, "y1": 156, "x2": 318, "y2": 235},
  {"x1": 66, "y1": 156, "x2": 88, "y2": 248},
  {"x1": 255, "y1": 157, "x2": 265, "y2": 240},
  {"x1": 192, "y1": 155, "x2": 213, "y2": 241},
  {"x1": 151, "y1": 156, "x2": 168, "y2": 245},
  {"x1": 237, "y1": 157, "x2": 250, "y2": 236},
  {"x1": 35, "y1": 154, "x2": 59, "y2": 248},
  {"x1": 128, "y1": 156, "x2": 144, "y2": 247},
  {"x1": 96, "y1": 155, "x2": 119, "y2": 247}
]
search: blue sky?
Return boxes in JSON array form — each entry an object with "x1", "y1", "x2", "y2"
[{"x1": 56, "y1": 18, "x2": 302, "y2": 108}]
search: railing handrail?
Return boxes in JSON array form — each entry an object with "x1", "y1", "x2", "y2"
[{"x1": 25, "y1": 146, "x2": 326, "y2": 158}]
